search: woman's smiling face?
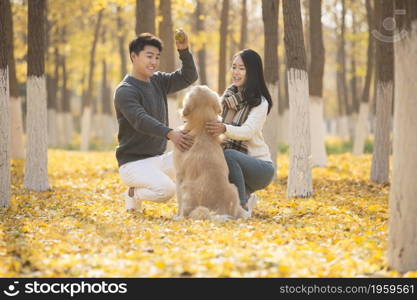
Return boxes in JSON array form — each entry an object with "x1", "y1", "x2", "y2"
[{"x1": 231, "y1": 55, "x2": 246, "y2": 88}]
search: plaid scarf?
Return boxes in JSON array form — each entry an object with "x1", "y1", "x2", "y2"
[{"x1": 221, "y1": 86, "x2": 251, "y2": 154}]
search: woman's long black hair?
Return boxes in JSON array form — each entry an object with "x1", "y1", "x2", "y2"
[{"x1": 232, "y1": 49, "x2": 273, "y2": 114}]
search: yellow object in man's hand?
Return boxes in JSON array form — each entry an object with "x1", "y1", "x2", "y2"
[{"x1": 175, "y1": 29, "x2": 186, "y2": 43}]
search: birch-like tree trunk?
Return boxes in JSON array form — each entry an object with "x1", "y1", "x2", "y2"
[
  {"x1": 353, "y1": 0, "x2": 374, "y2": 155},
  {"x1": 349, "y1": 11, "x2": 360, "y2": 138},
  {"x1": 4, "y1": 0, "x2": 24, "y2": 158},
  {"x1": 116, "y1": 6, "x2": 127, "y2": 79},
  {"x1": 158, "y1": 0, "x2": 175, "y2": 73},
  {"x1": 24, "y1": 0, "x2": 49, "y2": 191},
  {"x1": 158, "y1": 0, "x2": 179, "y2": 146},
  {"x1": 388, "y1": 0, "x2": 417, "y2": 273},
  {"x1": 262, "y1": 0, "x2": 279, "y2": 176},
  {"x1": 101, "y1": 57, "x2": 114, "y2": 144},
  {"x1": 195, "y1": 0, "x2": 207, "y2": 85},
  {"x1": 80, "y1": 9, "x2": 103, "y2": 151},
  {"x1": 240, "y1": 0, "x2": 248, "y2": 49},
  {"x1": 308, "y1": 0, "x2": 327, "y2": 167},
  {"x1": 370, "y1": 0, "x2": 394, "y2": 184},
  {"x1": 136, "y1": 0, "x2": 155, "y2": 35},
  {"x1": 278, "y1": 63, "x2": 290, "y2": 146},
  {"x1": 60, "y1": 26, "x2": 73, "y2": 146},
  {"x1": 47, "y1": 46, "x2": 60, "y2": 147},
  {"x1": 0, "y1": 0, "x2": 11, "y2": 206},
  {"x1": 283, "y1": 0, "x2": 312, "y2": 198},
  {"x1": 218, "y1": 0, "x2": 229, "y2": 94}
]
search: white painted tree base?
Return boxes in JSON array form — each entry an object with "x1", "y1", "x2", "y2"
[
  {"x1": 309, "y1": 96, "x2": 327, "y2": 167},
  {"x1": 47, "y1": 108, "x2": 58, "y2": 147},
  {"x1": 102, "y1": 114, "x2": 115, "y2": 144},
  {"x1": 348, "y1": 113, "x2": 358, "y2": 140},
  {"x1": 263, "y1": 82, "x2": 279, "y2": 176},
  {"x1": 10, "y1": 97, "x2": 25, "y2": 158},
  {"x1": 353, "y1": 102, "x2": 369, "y2": 155},
  {"x1": 370, "y1": 81, "x2": 393, "y2": 183},
  {"x1": 330, "y1": 119, "x2": 337, "y2": 136},
  {"x1": 277, "y1": 109, "x2": 289, "y2": 146},
  {"x1": 24, "y1": 75, "x2": 50, "y2": 191},
  {"x1": 92, "y1": 113, "x2": 102, "y2": 140},
  {"x1": 0, "y1": 67, "x2": 11, "y2": 206},
  {"x1": 337, "y1": 116, "x2": 350, "y2": 140},
  {"x1": 80, "y1": 106, "x2": 92, "y2": 151},
  {"x1": 63, "y1": 112, "x2": 74, "y2": 146},
  {"x1": 56, "y1": 112, "x2": 65, "y2": 147},
  {"x1": 286, "y1": 69, "x2": 313, "y2": 198},
  {"x1": 388, "y1": 26, "x2": 417, "y2": 273}
]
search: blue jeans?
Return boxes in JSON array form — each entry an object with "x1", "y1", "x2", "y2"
[{"x1": 224, "y1": 149, "x2": 275, "y2": 206}]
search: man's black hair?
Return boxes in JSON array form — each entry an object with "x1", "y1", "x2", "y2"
[{"x1": 129, "y1": 33, "x2": 163, "y2": 59}]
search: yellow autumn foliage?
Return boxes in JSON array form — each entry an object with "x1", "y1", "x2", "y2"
[{"x1": 1, "y1": 150, "x2": 416, "y2": 278}]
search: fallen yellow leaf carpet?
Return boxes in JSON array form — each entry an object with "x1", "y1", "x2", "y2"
[{"x1": 1, "y1": 150, "x2": 416, "y2": 278}]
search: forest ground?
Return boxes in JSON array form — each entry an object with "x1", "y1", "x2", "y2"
[{"x1": 1, "y1": 146, "x2": 417, "y2": 277}]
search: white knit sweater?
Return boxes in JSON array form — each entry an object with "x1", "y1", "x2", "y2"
[{"x1": 224, "y1": 97, "x2": 272, "y2": 162}]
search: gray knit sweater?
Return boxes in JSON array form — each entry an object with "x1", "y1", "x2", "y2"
[{"x1": 114, "y1": 49, "x2": 198, "y2": 167}]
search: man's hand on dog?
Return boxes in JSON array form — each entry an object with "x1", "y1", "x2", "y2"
[
  {"x1": 167, "y1": 129, "x2": 194, "y2": 152},
  {"x1": 206, "y1": 121, "x2": 226, "y2": 137}
]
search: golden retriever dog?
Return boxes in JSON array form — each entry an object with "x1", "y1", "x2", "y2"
[{"x1": 173, "y1": 85, "x2": 249, "y2": 221}]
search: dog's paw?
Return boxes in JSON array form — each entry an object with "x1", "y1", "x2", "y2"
[
  {"x1": 211, "y1": 214, "x2": 232, "y2": 222},
  {"x1": 173, "y1": 214, "x2": 183, "y2": 221}
]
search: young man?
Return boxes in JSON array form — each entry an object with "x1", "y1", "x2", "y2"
[{"x1": 114, "y1": 31, "x2": 198, "y2": 211}]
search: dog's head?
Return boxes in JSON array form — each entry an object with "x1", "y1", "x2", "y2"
[{"x1": 181, "y1": 85, "x2": 222, "y2": 119}]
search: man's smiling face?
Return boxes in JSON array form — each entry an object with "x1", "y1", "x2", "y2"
[{"x1": 131, "y1": 45, "x2": 160, "y2": 81}]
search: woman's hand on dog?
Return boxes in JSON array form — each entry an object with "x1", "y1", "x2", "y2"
[
  {"x1": 167, "y1": 129, "x2": 194, "y2": 152},
  {"x1": 206, "y1": 121, "x2": 226, "y2": 137}
]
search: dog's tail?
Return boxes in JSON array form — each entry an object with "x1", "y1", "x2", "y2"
[{"x1": 189, "y1": 206, "x2": 233, "y2": 222}]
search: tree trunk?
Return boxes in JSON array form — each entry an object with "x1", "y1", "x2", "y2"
[
  {"x1": 0, "y1": 0, "x2": 11, "y2": 207},
  {"x1": 349, "y1": 11, "x2": 360, "y2": 140},
  {"x1": 353, "y1": 0, "x2": 374, "y2": 155},
  {"x1": 388, "y1": 0, "x2": 417, "y2": 273},
  {"x1": 240, "y1": 0, "x2": 248, "y2": 49},
  {"x1": 158, "y1": 0, "x2": 175, "y2": 73},
  {"x1": 101, "y1": 51, "x2": 114, "y2": 144},
  {"x1": 335, "y1": 0, "x2": 350, "y2": 139},
  {"x1": 136, "y1": 0, "x2": 155, "y2": 35},
  {"x1": 308, "y1": 0, "x2": 327, "y2": 167},
  {"x1": 80, "y1": 9, "x2": 103, "y2": 151},
  {"x1": 60, "y1": 25, "x2": 73, "y2": 146},
  {"x1": 4, "y1": 0, "x2": 25, "y2": 159},
  {"x1": 24, "y1": 0, "x2": 49, "y2": 191},
  {"x1": 47, "y1": 46, "x2": 60, "y2": 147},
  {"x1": 341, "y1": 0, "x2": 350, "y2": 117},
  {"x1": 218, "y1": 0, "x2": 229, "y2": 94},
  {"x1": 117, "y1": 6, "x2": 127, "y2": 79},
  {"x1": 370, "y1": 0, "x2": 394, "y2": 184},
  {"x1": 283, "y1": 0, "x2": 312, "y2": 198},
  {"x1": 278, "y1": 58, "x2": 290, "y2": 146},
  {"x1": 195, "y1": 0, "x2": 207, "y2": 85},
  {"x1": 262, "y1": 0, "x2": 279, "y2": 176}
]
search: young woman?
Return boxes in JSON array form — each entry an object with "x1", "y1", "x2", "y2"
[{"x1": 206, "y1": 49, "x2": 275, "y2": 215}]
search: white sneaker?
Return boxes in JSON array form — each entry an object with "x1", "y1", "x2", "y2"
[
  {"x1": 247, "y1": 194, "x2": 258, "y2": 214},
  {"x1": 123, "y1": 189, "x2": 142, "y2": 212}
]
